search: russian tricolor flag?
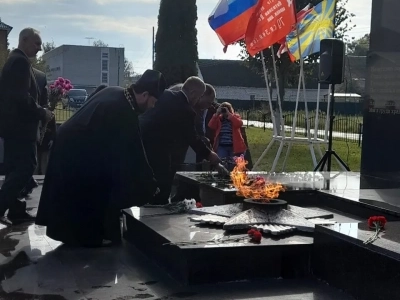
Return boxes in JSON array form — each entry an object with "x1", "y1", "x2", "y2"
[{"x1": 208, "y1": 0, "x2": 258, "y2": 48}]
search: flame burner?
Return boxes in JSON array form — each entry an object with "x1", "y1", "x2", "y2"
[{"x1": 243, "y1": 198, "x2": 288, "y2": 212}]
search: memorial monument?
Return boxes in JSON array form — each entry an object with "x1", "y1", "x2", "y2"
[{"x1": 361, "y1": 0, "x2": 400, "y2": 188}]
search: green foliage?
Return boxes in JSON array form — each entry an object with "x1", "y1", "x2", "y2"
[
  {"x1": 124, "y1": 58, "x2": 133, "y2": 78},
  {"x1": 32, "y1": 56, "x2": 47, "y2": 72},
  {"x1": 347, "y1": 34, "x2": 369, "y2": 56},
  {"x1": 154, "y1": 0, "x2": 199, "y2": 86},
  {"x1": 237, "y1": 0, "x2": 356, "y2": 100},
  {"x1": 42, "y1": 41, "x2": 56, "y2": 53},
  {"x1": 0, "y1": 48, "x2": 9, "y2": 71},
  {"x1": 93, "y1": 40, "x2": 108, "y2": 47}
]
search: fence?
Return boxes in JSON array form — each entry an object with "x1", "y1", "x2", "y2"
[
  {"x1": 238, "y1": 110, "x2": 363, "y2": 147},
  {"x1": 53, "y1": 106, "x2": 363, "y2": 147}
]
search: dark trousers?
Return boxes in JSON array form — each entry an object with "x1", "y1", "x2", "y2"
[{"x1": 0, "y1": 139, "x2": 37, "y2": 216}]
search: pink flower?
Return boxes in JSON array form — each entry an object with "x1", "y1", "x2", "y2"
[
  {"x1": 65, "y1": 79, "x2": 71, "y2": 85},
  {"x1": 57, "y1": 77, "x2": 65, "y2": 83},
  {"x1": 49, "y1": 84, "x2": 55, "y2": 89}
]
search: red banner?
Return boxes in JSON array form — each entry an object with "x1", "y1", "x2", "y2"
[{"x1": 245, "y1": 0, "x2": 296, "y2": 56}]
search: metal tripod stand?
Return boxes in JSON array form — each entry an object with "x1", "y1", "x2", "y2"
[{"x1": 314, "y1": 84, "x2": 350, "y2": 172}]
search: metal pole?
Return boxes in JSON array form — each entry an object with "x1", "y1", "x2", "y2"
[
  {"x1": 117, "y1": 54, "x2": 120, "y2": 86},
  {"x1": 152, "y1": 26, "x2": 155, "y2": 69}
]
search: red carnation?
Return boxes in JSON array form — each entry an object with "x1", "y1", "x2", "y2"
[
  {"x1": 247, "y1": 228, "x2": 262, "y2": 243},
  {"x1": 368, "y1": 216, "x2": 387, "y2": 229},
  {"x1": 365, "y1": 216, "x2": 387, "y2": 245},
  {"x1": 196, "y1": 202, "x2": 203, "y2": 208}
]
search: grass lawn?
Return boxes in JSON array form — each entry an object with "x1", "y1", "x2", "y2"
[{"x1": 245, "y1": 127, "x2": 361, "y2": 172}]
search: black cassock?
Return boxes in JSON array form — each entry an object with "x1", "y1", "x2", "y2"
[{"x1": 36, "y1": 87, "x2": 157, "y2": 247}]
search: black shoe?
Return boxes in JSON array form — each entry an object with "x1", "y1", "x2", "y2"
[
  {"x1": 7, "y1": 211, "x2": 36, "y2": 223},
  {"x1": 19, "y1": 179, "x2": 39, "y2": 198}
]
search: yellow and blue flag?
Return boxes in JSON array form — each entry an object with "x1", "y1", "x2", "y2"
[{"x1": 287, "y1": 0, "x2": 335, "y2": 61}]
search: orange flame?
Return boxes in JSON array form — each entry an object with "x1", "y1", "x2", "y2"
[{"x1": 230, "y1": 155, "x2": 285, "y2": 202}]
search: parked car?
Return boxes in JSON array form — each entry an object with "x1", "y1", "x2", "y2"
[{"x1": 67, "y1": 89, "x2": 88, "y2": 108}]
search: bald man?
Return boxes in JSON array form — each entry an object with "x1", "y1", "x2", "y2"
[
  {"x1": 0, "y1": 27, "x2": 53, "y2": 225},
  {"x1": 140, "y1": 76, "x2": 221, "y2": 204}
]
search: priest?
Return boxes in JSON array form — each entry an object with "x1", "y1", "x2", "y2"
[{"x1": 35, "y1": 70, "x2": 167, "y2": 247}]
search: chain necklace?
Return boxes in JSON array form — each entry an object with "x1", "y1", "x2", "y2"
[{"x1": 124, "y1": 88, "x2": 136, "y2": 111}]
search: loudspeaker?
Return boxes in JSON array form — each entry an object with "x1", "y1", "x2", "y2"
[{"x1": 319, "y1": 38, "x2": 345, "y2": 84}]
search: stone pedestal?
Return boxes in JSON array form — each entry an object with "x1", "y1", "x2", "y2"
[{"x1": 361, "y1": 0, "x2": 400, "y2": 188}]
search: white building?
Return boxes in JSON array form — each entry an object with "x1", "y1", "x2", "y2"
[{"x1": 42, "y1": 45, "x2": 124, "y2": 94}]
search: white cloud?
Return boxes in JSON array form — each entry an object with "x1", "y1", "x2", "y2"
[
  {"x1": 0, "y1": 0, "x2": 34, "y2": 3},
  {"x1": 93, "y1": 0, "x2": 157, "y2": 4},
  {"x1": 49, "y1": 14, "x2": 155, "y2": 35}
]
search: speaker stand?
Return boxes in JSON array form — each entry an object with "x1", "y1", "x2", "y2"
[{"x1": 314, "y1": 84, "x2": 350, "y2": 172}]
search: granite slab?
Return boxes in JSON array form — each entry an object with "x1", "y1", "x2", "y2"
[
  {"x1": 287, "y1": 205, "x2": 334, "y2": 219},
  {"x1": 188, "y1": 214, "x2": 229, "y2": 225},
  {"x1": 223, "y1": 208, "x2": 315, "y2": 232},
  {"x1": 189, "y1": 203, "x2": 243, "y2": 217},
  {"x1": 308, "y1": 218, "x2": 337, "y2": 225},
  {"x1": 250, "y1": 224, "x2": 296, "y2": 235},
  {"x1": 189, "y1": 203, "x2": 334, "y2": 220}
]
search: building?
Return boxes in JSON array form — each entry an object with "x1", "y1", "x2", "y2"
[
  {"x1": 42, "y1": 45, "x2": 124, "y2": 93},
  {"x1": 197, "y1": 59, "x2": 329, "y2": 107},
  {"x1": 0, "y1": 18, "x2": 12, "y2": 53},
  {"x1": 197, "y1": 58, "x2": 365, "y2": 115}
]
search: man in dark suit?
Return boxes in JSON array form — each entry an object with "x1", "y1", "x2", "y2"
[
  {"x1": 19, "y1": 68, "x2": 48, "y2": 196},
  {"x1": 140, "y1": 76, "x2": 221, "y2": 204},
  {"x1": 0, "y1": 28, "x2": 53, "y2": 225}
]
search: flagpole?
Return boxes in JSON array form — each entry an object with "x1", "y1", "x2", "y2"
[
  {"x1": 270, "y1": 47, "x2": 285, "y2": 137},
  {"x1": 260, "y1": 51, "x2": 277, "y2": 136},
  {"x1": 292, "y1": 1, "x2": 310, "y2": 141}
]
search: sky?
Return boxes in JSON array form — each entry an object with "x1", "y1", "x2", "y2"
[{"x1": 1, "y1": 0, "x2": 372, "y2": 74}]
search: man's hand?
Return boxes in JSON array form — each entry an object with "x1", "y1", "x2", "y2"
[
  {"x1": 44, "y1": 108, "x2": 54, "y2": 122},
  {"x1": 208, "y1": 151, "x2": 221, "y2": 166}
]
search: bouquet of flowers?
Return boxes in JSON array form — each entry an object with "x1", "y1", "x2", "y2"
[
  {"x1": 39, "y1": 77, "x2": 73, "y2": 145},
  {"x1": 48, "y1": 77, "x2": 73, "y2": 108}
]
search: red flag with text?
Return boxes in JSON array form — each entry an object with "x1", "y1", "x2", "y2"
[{"x1": 245, "y1": 0, "x2": 296, "y2": 56}]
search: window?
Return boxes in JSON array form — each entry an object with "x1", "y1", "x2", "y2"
[
  {"x1": 102, "y1": 59, "x2": 108, "y2": 71},
  {"x1": 101, "y1": 72, "x2": 108, "y2": 83},
  {"x1": 102, "y1": 52, "x2": 109, "y2": 59}
]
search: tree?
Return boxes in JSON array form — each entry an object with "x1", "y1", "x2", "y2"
[
  {"x1": 0, "y1": 48, "x2": 8, "y2": 71},
  {"x1": 238, "y1": 0, "x2": 356, "y2": 102},
  {"x1": 347, "y1": 33, "x2": 369, "y2": 56},
  {"x1": 124, "y1": 58, "x2": 133, "y2": 79},
  {"x1": 43, "y1": 41, "x2": 56, "y2": 53},
  {"x1": 154, "y1": 0, "x2": 199, "y2": 86},
  {"x1": 93, "y1": 40, "x2": 108, "y2": 47}
]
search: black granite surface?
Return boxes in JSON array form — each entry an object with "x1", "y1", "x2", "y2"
[
  {"x1": 0, "y1": 177, "x2": 356, "y2": 299},
  {"x1": 313, "y1": 222, "x2": 400, "y2": 300},
  {"x1": 360, "y1": 0, "x2": 400, "y2": 187},
  {"x1": 123, "y1": 206, "x2": 316, "y2": 284},
  {"x1": 177, "y1": 171, "x2": 400, "y2": 218},
  {"x1": 122, "y1": 203, "x2": 365, "y2": 285}
]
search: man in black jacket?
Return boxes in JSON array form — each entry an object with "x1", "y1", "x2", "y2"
[
  {"x1": 36, "y1": 70, "x2": 165, "y2": 247},
  {"x1": 140, "y1": 76, "x2": 221, "y2": 204},
  {"x1": 0, "y1": 28, "x2": 53, "y2": 225},
  {"x1": 20, "y1": 68, "x2": 49, "y2": 196}
]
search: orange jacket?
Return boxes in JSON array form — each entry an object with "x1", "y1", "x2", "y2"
[{"x1": 208, "y1": 113, "x2": 247, "y2": 154}]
